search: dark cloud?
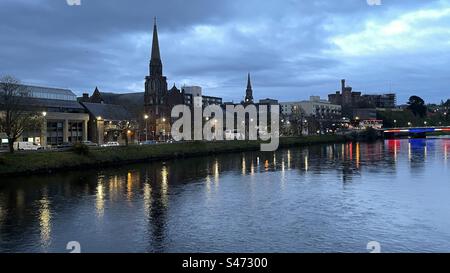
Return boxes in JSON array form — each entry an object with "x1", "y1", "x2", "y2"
[{"x1": 0, "y1": 0, "x2": 449, "y2": 103}]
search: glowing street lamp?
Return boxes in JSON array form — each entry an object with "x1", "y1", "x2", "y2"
[
  {"x1": 144, "y1": 114, "x2": 149, "y2": 141},
  {"x1": 42, "y1": 111, "x2": 47, "y2": 117}
]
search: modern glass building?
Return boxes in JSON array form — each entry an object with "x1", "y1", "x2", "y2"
[{"x1": 0, "y1": 84, "x2": 89, "y2": 148}]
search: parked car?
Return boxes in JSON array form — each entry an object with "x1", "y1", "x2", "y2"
[
  {"x1": 14, "y1": 142, "x2": 43, "y2": 151},
  {"x1": 102, "y1": 142, "x2": 120, "y2": 147},
  {"x1": 81, "y1": 141, "x2": 99, "y2": 147},
  {"x1": 139, "y1": 140, "x2": 157, "y2": 145},
  {"x1": 57, "y1": 142, "x2": 73, "y2": 149}
]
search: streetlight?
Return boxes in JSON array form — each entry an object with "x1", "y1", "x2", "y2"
[
  {"x1": 144, "y1": 114, "x2": 149, "y2": 141},
  {"x1": 394, "y1": 120, "x2": 397, "y2": 127},
  {"x1": 161, "y1": 118, "x2": 167, "y2": 142},
  {"x1": 40, "y1": 112, "x2": 47, "y2": 148},
  {"x1": 408, "y1": 122, "x2": 412, "y2": 127},
  {"x1": 424, "y1": 121, "x2": 428, "y2": 126}
]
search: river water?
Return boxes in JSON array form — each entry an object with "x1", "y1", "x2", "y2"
[{"x1": 0, "y1": 138, "x2": 449, "y2": 253}]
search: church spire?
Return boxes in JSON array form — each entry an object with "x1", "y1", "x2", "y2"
[
  {"x1": 90, "y1": 86, "x2": 104, "y2": 104},
  {"x1": 150, "y1": 17, "x2": 162, "y2": 76},
  {"x1": 245, "y1": 73, "x2": 254, "y2": 103}
]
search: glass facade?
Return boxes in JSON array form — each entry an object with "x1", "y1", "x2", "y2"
[
  {"x1": 47, "y1": 121, "x2": 64, "y2": 146},
  {"x1": 28, "y1": 86, "x2": 77, "y2": 101},
  {"x1": 68, "y1": 121, "x2": 83, "y2": 143}
]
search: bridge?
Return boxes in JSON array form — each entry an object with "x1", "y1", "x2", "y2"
[{"x1": 383, "y1": 127, "x2": 450, "y2": 138}]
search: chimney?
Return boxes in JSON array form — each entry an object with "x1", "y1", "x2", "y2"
[
  {"x1": 341, "y1": 79, "x2": 346, "y2": 92},
  {"x1": 82, "y1": 93, "x2": 89, "y2": 102}
]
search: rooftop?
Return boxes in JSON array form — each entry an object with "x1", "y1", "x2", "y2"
[
  {"x1": 81, "y1": 102, "x2": 134, "y2": 121},
  {"x1": 22, "y1": 84, "x2": 77, "y2": 101}
]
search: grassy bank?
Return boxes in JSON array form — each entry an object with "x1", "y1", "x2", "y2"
[{"x1": 0, "y1": 135, "x2": 346, "y2": 176}]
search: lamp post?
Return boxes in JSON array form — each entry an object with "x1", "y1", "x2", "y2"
[
  {"x1": 127, "y1": 130, "x2": 132, "y2": 146},
  {"x1": 394, "y1": 120, "x2": 397, "y2": 128},
  {"x1": 144, "y1": 114, "x2": 149, "y2": 141},
  {"x1": 162, "y1": 118, "x2": 166, "y2": 142},
  {"x1": 41, "y1": 111, "x2": 47, "y2": 147}
]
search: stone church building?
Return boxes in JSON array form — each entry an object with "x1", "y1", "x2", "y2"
[{"x1": 144, "y1": 18, "x2": 172, "y2": 140}]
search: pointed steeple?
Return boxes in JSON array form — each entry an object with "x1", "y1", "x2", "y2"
[
  {"x1": 150, "y1": 17, "x2": 163, "y2": 76},
  {"x1": 90, "y1": 86, "x2": 104, "y2": 104},
  {"x1": 169, "y1": 83, "x2": 179, "y2": 93},
  {"x1": 245, "y1": 73, "x2": 254, "y2": 103}
]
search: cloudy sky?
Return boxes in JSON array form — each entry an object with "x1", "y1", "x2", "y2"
[{"x1": 1, "y1": 0, "x2": 450, "y2": 104}]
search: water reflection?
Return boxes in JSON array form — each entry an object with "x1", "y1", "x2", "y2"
[
  {"x1": 143, "y1": 182, "x2": 152, "y2": 219},
  {"x1": 161, "y1": 166, "x2": 169, "y2": 207},
  {"x1": 0, "y1": 139, "x2": 449, "y2": 253},
  {"x1": 38, "y1": 193, "x2": 51, "y2": 251},
  {"x1": 0, "y1": 194, "x2": 5, "y2": 229},
  {"x1": 445, "y1": 141, "x2": 449, "y2": 164},
  {"x1": 95, "y1": 178, "x2": 105, "y2": 218}
]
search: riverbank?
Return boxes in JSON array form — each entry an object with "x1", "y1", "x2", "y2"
[{"x1": 0, "y1": 135, "x2": 346, "y2": 176}]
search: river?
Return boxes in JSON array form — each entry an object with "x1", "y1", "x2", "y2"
[{"x1": 0, "y1": 138, "x2": 449, "y2": 253}]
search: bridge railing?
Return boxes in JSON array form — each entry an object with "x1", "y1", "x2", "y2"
[{"x1": 383, "y1": 127, "x2": 450, "y2": 134}]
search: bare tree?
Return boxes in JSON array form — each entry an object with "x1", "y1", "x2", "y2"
[
  {"x1": 289, "y1": 106, "x2": 307, "y2": 136},
  {"x1": 117, "y1": 120, "x2": 136, "y2": 146},
  {"x1": 0, "y1": 76, "x2": 41, "y2": 153}
]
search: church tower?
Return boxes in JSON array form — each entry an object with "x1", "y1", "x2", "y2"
[
  {"x1": 144, "y1": 18, "x2": 169, "y2": 140},
  {"x1": 244, "y1": 73, "x2": 254, "y2": 104}
]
